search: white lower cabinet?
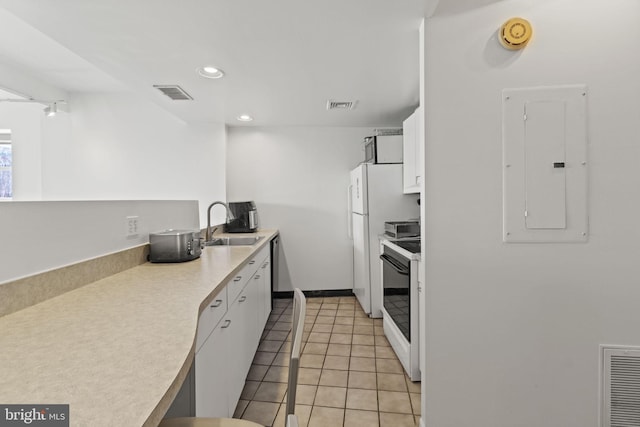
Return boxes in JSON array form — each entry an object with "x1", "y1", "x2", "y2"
[
  {"x1": 261, "y1": 256, "x2": 272, "y2": 329},
  {"x1": 254, "y1": 253, "x2": 272, "y2": 334},
  {"x1": 188, "y1": 245, "x2": 272, "y2": 419},
  {"x1": 226, "y1": 283, "x2": 260, "y2": 415},
  {"x1": 195, "y1": 319, "x2": 230, "y2": 417},
  {"x1": 245, "y1": 279, "x2": 261, "y2": 359}
]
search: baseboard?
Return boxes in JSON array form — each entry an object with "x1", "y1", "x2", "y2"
[{"x1": 273, "y1": 289, "x2": 354, "y2": 299}]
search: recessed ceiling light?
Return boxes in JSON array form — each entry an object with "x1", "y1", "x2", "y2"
[
  {"x1": 237, "y1": 114, "x2": 253, "y2": 122},
  {"x1": 196, "y1": 66, "x2": 225, "y2": 79}
]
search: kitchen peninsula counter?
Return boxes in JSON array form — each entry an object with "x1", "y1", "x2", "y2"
[{"x1": 0, "y1": 229, "x2": 278, "y2": 427}]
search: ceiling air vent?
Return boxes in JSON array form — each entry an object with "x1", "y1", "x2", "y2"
[
  {"x1": 326, "y1": 100, "x2": 357, "y2": 111},
  {"x1": 153, "y1": 85, "x2": 193, "y2": 101}
]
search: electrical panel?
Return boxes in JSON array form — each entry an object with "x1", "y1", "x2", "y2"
[{"x1": 503, "y1": 85, "x2": 588, "y2": 243}]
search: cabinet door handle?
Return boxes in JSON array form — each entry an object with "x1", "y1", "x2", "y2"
[
  {"x1": 254, "y1": 275, "x2": 261, "y2": 280},
  {"x1": 249, "y1": 260, "x2": 256, "y2": 265},
  {"x1": 221, "y1": 319, "x2": 231, "y2": 329},
  {"x1": 234, "y1": 276, "x2": 243, "y2": 282},
  {"x1": 210, "y1": 299, "x2": 223, "y2": 308},
  {"x1": 262, "y1": 262, "x2": 269, "y2": 268},
  {"x1": 239, "y1": 296, "x2": 247, "y2": 302}
]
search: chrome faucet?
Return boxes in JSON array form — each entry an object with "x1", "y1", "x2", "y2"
[{"x1": 206, "y1": 201, "x2": 235, "y2": 243}]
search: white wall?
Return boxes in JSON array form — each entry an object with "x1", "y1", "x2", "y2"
[
  {"x1": 226, "y1": 126, "x2": 372, "y2": 292},
  {"x1": 0, "y1": 61, "x2": 69, "y2": 201},
  {"x1": 423, "y1": 1, "x2": 640, "y2": 426},
  {"x1": 38, "y1": 92, "x2": 227, "y2": 227},
  {"x1": 0, "y1": 67, "x2": 225, "y2": 288},
  {"x1": 0, "y1": 102, "x2": 43, "y2": 200},
  {"x1": 0, "y1": 200, "x2": 199, "y2": 284}
]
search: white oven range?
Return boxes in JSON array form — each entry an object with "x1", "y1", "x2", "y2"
[{"x1": 380, "y1": 238, "x2": 420, "y2": 381}]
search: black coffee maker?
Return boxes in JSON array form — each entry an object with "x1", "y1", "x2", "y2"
[{"x1": 225, "y1": 201, "x2": 259, "y2": 233}]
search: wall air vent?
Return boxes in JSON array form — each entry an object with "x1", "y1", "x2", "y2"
[
  {"x1": 326, "y1": 100, "x2": 357, "y2": 110},
  {"x1": 153, "y1": 85, "x2": 193, "y2": 101},
  {"x1": 602, "y1": 346, "x2": 640, "y2": 427}
]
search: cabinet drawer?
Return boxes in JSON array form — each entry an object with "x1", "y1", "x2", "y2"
[
  {"x1": 254, "y1": 244, "x2": 269, "y2": 264},
  {"x1": 227, "y1": 244, "x2": 270, "y2": 303},
  {"x1": 196, "y1": 286, "x2": 227, "y2": 353},
  {"x1": 227, "y1": 267, "x2": 249, "y2": 304}
]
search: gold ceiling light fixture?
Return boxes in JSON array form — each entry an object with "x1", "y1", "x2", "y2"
[{"x1": 499, "y1": 17, "x2": 533, "y2": 50}]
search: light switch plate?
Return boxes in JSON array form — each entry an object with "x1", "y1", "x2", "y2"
[{"x1": 125, "y1": 215, "x2": 139, "y2": 238}]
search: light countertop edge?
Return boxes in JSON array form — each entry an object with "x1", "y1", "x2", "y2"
[{"x1": 0, "y1": 228, "x2": 279, "y2": 427}]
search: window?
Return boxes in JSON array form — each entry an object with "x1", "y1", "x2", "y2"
[{"x1": 0, "y1": 130, "x2": 12, "y2": 200}]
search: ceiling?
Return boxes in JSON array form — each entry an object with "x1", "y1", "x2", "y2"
[
  {"x1": 0, "y1": 0, "x2": 427, "y2": 127},
  {"x1": 427, "y1": 0, "x2": 506, "y2": 17}
]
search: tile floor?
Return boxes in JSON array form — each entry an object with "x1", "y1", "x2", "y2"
[{"x1": 232, "y1": 296, "x2": 421, "y2": 427}]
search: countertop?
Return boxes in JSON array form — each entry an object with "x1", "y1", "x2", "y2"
[{"x1": 0, "y1": 229, "x2": 278, "y2": 427}]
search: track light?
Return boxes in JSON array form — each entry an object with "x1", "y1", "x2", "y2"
[
  {"x1": 44, "y1": 102, "x2": 57, "y2": 117},
  {"x1": 0, "y1": 98, "x2": 66, "y2": 117}
]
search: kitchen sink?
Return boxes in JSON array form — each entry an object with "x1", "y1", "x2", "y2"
[{"x1": 205, "y1": 236, "x2": 264, "y2": 246}]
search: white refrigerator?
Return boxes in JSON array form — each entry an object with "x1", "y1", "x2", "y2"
[{"x1": 348, "y1": 163, "x2": 419, "y2": 317}]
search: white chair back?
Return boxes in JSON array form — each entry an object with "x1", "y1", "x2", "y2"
[
  {"x1": 285, "y1": 413, "x2": 299, "y2": 427},
  {"x1": 286, "y1": 289, "x2": 306, "y2": 417}
]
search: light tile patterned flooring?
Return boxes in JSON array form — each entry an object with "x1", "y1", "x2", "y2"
[{"x1": 232, "y1": 296, "x2": 421, "y2": 427}]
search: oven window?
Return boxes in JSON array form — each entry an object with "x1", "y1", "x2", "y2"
[{"x1": 381, "y1": 247, "x2": 410, "y2": 342}]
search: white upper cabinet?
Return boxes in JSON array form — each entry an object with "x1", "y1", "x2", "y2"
[{"x1": 403, "y1": 106, "x2": 424, "y2": 194}]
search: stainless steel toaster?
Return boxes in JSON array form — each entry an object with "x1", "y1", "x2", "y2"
[
  {"x1": 149, "y1": 229, "x2": 203, "y2": 263},
  {"x1": 384, "y1": 221, "x2": 420, "y2": 239}
]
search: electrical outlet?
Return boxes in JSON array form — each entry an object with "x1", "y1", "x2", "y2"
[{"x1": 125, "y1": 216, "x2": 139, "y2": 237}]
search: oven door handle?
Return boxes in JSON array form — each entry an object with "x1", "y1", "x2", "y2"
[{"x1": 380, "y1": 254, "x2": 409, "y2": 275}]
